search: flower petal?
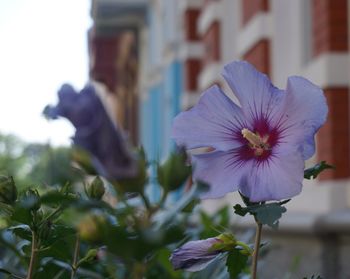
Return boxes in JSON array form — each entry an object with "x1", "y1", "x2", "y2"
[
  {"x1": 192, "y1": 150, "x2": 250, "y2": 199},
  {"x1": 274, "y1": 76, "x2": 328, "y2": 159},
  {"x1": 45, "y1": 83, "x2": 137, "y2": 180},
  {"x1": 222, "y1": 61, "x2": 285, "y2": 123},
  {"x1": 170, "y1": 238, "x2": 220, "y2": 272},
  {"x1": 239, "y1": 149, "x2": 304, "y2": 202},
  {"x1": 172, "y1": 85, "x2": 246, "y2": 152}
]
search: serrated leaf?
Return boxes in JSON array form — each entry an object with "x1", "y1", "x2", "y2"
[
  {"x1": 304, "y1": 161, "x2": 334, "y2": 179},
  {"x1": 251, "y1": 203, "x2": 286, "y2": 229},
  {"x1": 233, "y1": 204, "x2": 248, "y2": 217},
  {"x1": 226, "y1": 249, "x2": 248, "y2": 279},
  {"x1": 233, "y1": 200, "x2": 289, "y2": 229}
]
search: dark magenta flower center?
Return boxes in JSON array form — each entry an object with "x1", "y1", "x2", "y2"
[{"x1": 238, "y1": 118, "x2": 280, "y2": 162}]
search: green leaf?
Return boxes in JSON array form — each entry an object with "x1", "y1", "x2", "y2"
[
  {"x1": 11, "y1": 203, "x2": 32, "y2": 225},
  {"x1": 181, "y1": 198, "x2": 199, "y2": 213},
  {"x1": 40, "y1": 191, "x2": 78, "y2": 207},
  {"x1": 304, "y1": 161, "x2": 334, "y2": 179},
  {"x1": 8, "y1": 225, "x2": 31, "y2": 241},
  {"x1": 251, "y1": 203, "x2": 286, "y2": 229},
  {"x1": 226, "y1": 249, "x2": 248, "y2": 279},
  {"x1": 233, "y1": 200, "x2": 290, "y2": 229},
  {"x1": 156, "y1": 182, "x2": 209, "y2": 228},
  {"x1": 233, "y1": 204, "x2": 248, "y2": 217}
]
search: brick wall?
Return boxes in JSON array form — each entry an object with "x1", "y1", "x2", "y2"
[
  {"x1": 89, "y1": 32, "x2": 119, "y2": 92},
  {"x1": 242, "y1": 39, "x2": 270, "y2": 75},
  {"x1": 318, "y1": 88, "x2": 350, "y2": 179},
  {"x1": 242, "y1": 0, "x2": 269, "y2": 26},
  {"x1": 312, "y1": 0, "x2": 348, "y2": 57},
  {"x1": 183, "y1": 6, "x2": 202, "y2": 102},
  {"x1": 202, "y1": 21, "x2": 221, "y2": 66},
  {"x1": 184, "y1": 9, "x2": 201, "y2": 41},
  {"x1": 185, "y1": 59, "x2": 201, "y2": 91},
  {"x1": 311, "y1": 0, "x2": 350, "y2": 180}
]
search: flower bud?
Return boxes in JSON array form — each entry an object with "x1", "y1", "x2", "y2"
[
  {"x1": 86, "y1": 176, "x2": 105, "y2": 200},
  {"x1": 170, "y1": 237, "x2": 223, "y2": 272},
  {"x1": 23, "y1": 189, "x2": 41, "y2": 211},
  {"x1": 157, "y1": 150, "x2": 191, "y2": 192},
  {"x1": 0, "y1": 175, "x2": 17, "y2": 205},
  {"x1": 80, "y1": 249, "x2": 98, "y2": 264}
]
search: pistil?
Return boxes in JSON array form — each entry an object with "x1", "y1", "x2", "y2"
[{"x1": 241, "y1": 128, "x2": 270, "y2": 156}]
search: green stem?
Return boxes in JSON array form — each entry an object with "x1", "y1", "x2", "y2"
[
  {"x1": 70, "y1": 234, "x2": 80, "y2": 279},
  {"x1": 251, "y1": 221, "x2": 263, "y2": 279},
  {"x1": 26, "y1": 230, "x2": 38, "y2": 279},
  {"x1": 43, "y1": 206, "x2": 63, "y2": 222},
  {"x1": 140, "y1": 192, "x2": 151, "y2": 211}
]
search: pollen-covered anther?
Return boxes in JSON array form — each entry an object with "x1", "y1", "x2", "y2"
[{"x1": 241, "y1": 128, "x2": 270, "y2": 156}]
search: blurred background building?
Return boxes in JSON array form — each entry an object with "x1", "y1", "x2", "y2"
[{"x1": 89, "y1": 0, "x2": 350, "y2": 277}]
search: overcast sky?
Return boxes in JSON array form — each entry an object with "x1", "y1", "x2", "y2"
[{"x1": 0, "y1": 0, "x2": 91, "y2": 146}]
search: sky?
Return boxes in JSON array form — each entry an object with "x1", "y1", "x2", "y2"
[{"x1": 0, "y1": 0, "x2": 91, "y2": 146}]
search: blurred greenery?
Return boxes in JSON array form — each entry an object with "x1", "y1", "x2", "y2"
[
  {"x1": 0, "y1": 134, "x2": 238, "y2": 279},
  {"x1": 0, "y1": 133, "x2": 332, "y2": 279},
  {"x1": 0, "y1": 133, "x2": 78, "y2": 189}
]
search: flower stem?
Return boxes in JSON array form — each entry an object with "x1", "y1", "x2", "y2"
[
  {"x1": 251, "y1": 220, "x2": 262, "y2": 279},
  {"x1": 70, "y1": 234, "x2": 80, "y2": 279},
  {"x1": 140, "y1": 192, "x2": 151, "y2": 211},
  {"x1": 26, "y1": 230, "x2": 38, "y2": 279}
]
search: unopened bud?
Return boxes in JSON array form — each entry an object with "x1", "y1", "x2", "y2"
[
  {"x1": 86, "y1": 176, "x2": 105, "y2": 200},
  {"x1": 157, "y1": 150, "x2": 191, "y2": 192},
  {"x1": 23, "y1": 189, "x2": 41, "y2": 211}
]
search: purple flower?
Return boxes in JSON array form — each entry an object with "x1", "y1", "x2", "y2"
[
  {"x1": 172, "y1": 61, "x2": 327, "y2": 202},
  {"x1": 44, "y1": 83, "x2": 137, "y2": 180},
  {"x1": 170, "y1": 237, "x2": 222, "y2": 271}
]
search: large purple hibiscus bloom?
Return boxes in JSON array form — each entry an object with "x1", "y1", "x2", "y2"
[
  {"x1": 172, "y1": 61, "x2": 327, "y2": 202},
  {"x1": 44, "y1": 84, "x2": 137, "y2": 180}
]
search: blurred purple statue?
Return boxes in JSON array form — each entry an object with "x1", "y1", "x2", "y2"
[{"x1": 44, "y1": 83, "x2": 137, "y2": 180}]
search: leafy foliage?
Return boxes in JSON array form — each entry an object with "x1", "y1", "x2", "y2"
[
  {"x1": 0, "y1": 133, "x2": 332, "y2": 278},
  {"x1": 0, "y1": 146, "x2": 239, "y2": 279},
  {"x1": 226, "y1": 248, "x2": 249, "y2": 279}
]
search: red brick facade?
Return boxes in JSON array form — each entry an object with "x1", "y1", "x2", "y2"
[
  {"x1": 242, "y1": 39, "x2": 270, "y2": 75},
  {"x1": 311, "y1": 0, "x2": 350, "y2": 180},
  {"x1": 317, "y1": 88, "x2": 350, "y2": 179},
  {"x1": 182, "y1": 6, "x2": 202, "y2": 101},
  {"x1": 202, "y1": 21, "x2": 221, "y2": 66},
  {"x1": 312, "y1": 0, "x2": 348, "y2": 57},
  {"x1": 185, "y1": 59, "x2": 201, "y2": 91},
  {"x1": 89, "y1": 32, "x2": 119, "y2": 92},
  {"x1": 242, "y1": 0, "x2": 269, "y2": 25},
  {"x1": 184, "y1": 9, "x2": 201, "y2": 41}
]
